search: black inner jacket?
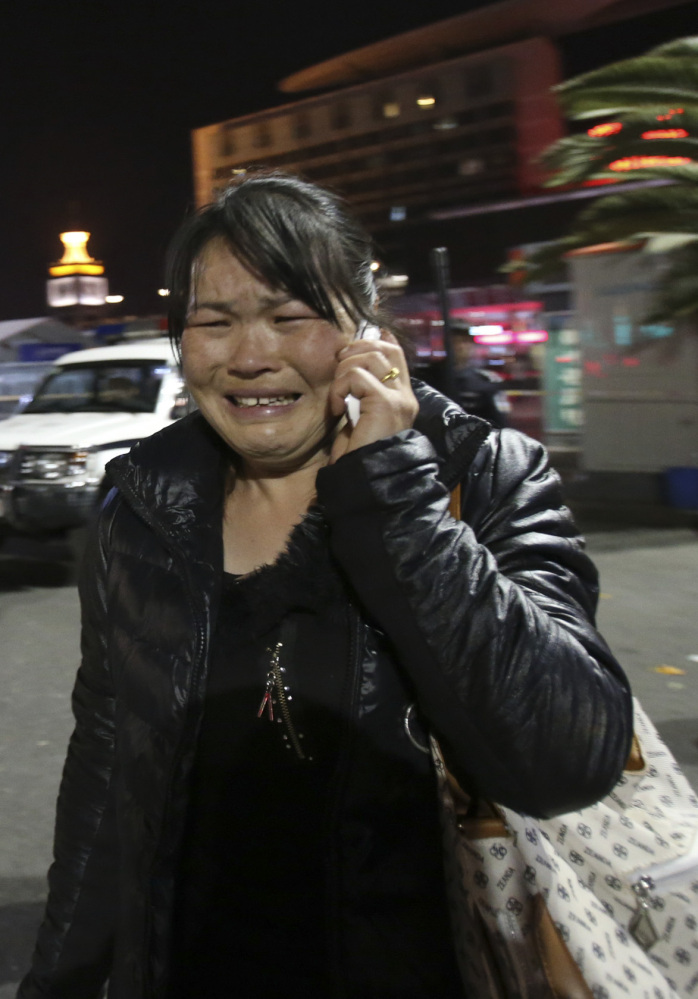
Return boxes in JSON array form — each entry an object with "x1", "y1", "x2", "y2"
[{"x1": 170, "y1": 512, "x2": 463, "y2": 997}]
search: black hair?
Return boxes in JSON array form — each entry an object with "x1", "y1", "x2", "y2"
[{"x1": 166, "y1": 170, "x2": 389, "y2": 352}]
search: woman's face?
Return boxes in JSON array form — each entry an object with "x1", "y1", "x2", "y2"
[{"x1": 181, "y1": 238, "x2": 356, "y2": 475}]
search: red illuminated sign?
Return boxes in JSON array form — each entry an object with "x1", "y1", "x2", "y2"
[
  {"x1": 516, "y1": 330, "x2": 548, "y2": 344},
  {"x1": 656, "y1": 109, "x2": 684, "y2": 121},
  {"x1": 472, "y1": 330, "x2": 548, "y2": 345},
  {"x1": 608, "y1": 156, "x2": 692, "y2": 171},
  {"x1": 641, "y1": 129, "x2": 689, "y2": 140},
  {"x1": 587, "y1": 122, "x2": 623, "y2": 137},
  {"x1": 473, "y1": 332, "x2": 513, "y2": 344},
  {"x1": 582, "y1": 177, "x2": 619, "y2": 187}
]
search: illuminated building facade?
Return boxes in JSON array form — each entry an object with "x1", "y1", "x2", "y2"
[
  {"x1": 193, "y1": 36, "x2": 562, "y2": 237},
  {"x1": 190, "y1": 0, "x2": 697, "y2": 452},
  {"x1": 191, "y1": 0, "x2": 692, "y2": 290}
]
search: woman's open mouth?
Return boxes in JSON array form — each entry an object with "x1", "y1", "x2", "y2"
[{"x1": 227, "y1": 393, "x2": 301, "y2": 409}]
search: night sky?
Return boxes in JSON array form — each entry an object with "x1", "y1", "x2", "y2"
[{"x1": 1, "y1": 0, "x2": 696, "y2": 321}]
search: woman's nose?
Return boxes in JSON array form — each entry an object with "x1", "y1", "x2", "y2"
[{"x1": 225, "y1": 322, "x2": 279, "y2": 375}]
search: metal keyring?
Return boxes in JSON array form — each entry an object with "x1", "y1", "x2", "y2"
[{"x1": 404, "y1": 703, "x2": 431, "y2": 754}]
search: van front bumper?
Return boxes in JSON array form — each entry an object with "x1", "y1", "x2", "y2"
[{"x1": 0, "y1": 480, "x2": 100, "y2": 533}]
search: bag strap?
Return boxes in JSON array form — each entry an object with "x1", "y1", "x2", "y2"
[{"x1": 448, "y1": 482, "x2": 461, "y2": 520}]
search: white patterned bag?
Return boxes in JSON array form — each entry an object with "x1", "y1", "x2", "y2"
[{"x1": 432, "y1": 699, "x2": 698, "y2": 999}]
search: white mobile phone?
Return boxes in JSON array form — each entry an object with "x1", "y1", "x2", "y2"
[{"x1": 345, "y1": 322, "x2": 381, "y2": 426}]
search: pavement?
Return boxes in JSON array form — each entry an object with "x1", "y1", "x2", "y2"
[
  {"x1": 0, "y1": 524, "x2": 697, "y2": 995},
  {"x1": 583, "y1": 525, "x2": 698, "y2": 793}
]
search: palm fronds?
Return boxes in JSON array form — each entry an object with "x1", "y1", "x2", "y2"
[{"x1": 517, "y1": 37, "x2": 698, "y2": 322}]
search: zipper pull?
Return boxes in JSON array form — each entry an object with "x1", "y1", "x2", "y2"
[
  {"x1": 257, "y1": 675, "x2": 275, "y2": 721},
  {"x1": 629, "y1": 876, "x2": 659, "y2": 952}
]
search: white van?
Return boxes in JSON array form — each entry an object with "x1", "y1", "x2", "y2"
[
  {"x1": 0, "y1": 361, "x2": 57, "y2": 419},
  {"x1": 0, "y1": 339, "x2": 187, "y2": 536}
]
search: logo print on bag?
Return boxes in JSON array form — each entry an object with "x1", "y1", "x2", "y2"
[
  {"x1": 525, "y1": 828, "x2": 538, "y2": 845},
  {"x1": 557, "y1": 884, "x2": 570, "y2": 901},
  {"x1": 675, "y1": 948, "x2": 691, "y2": 965},
  {"x1": 686, "y1": 915, "x2": 696, "y2": 930},
  {"x1": 577, "y1": 823, "x2": 592, "y2": 839},
  {"x1": 592, "y1": 943, "x2": 605, "y2": 960},
  {"x1": 506, "y1": 898, "x2": 523, "y2": 915},
  {"x1": 591, "y1": 985, "x2": 609, "y2": 999},
  {"x1": 612, "y1": 843, "x2": 628, "y2": 859},
  {"x1": 473, "y1": 870, "x2": 489, "y2": 888},
  {"x1": 623, "y1": 967, "x2": 636, "y2": 983},
  {"x1": 523, "y1": 865, "x2": 536, "y2": 884},
  {"x1": 605, "y1": 875, "x2": 623, "y2": 891},
  {"x1": 489, "y1": 844, "x2": 507, "y2": 860},
  {"x1": 569, "y1": 851, "x2": 584, "y2": 866}
]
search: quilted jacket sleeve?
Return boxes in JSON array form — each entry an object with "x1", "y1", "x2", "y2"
[
  {"x1": 18, "y1": 509, "x2": 118, "y2": 998},
  {"x1": 316, "y1": 426, "x2": 633, "y2": 819}
]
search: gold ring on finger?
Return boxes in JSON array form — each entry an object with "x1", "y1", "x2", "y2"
[{"x1": 380, "y1": 366, "x2": 400, "y2": 383}]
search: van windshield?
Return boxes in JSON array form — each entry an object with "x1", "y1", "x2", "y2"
[
  {"x1": 0, "y1": 362, "x2": 56, "y2": 417},
  {"x1": 24, "y1": 361, "x2": 168, "y2": 414}
]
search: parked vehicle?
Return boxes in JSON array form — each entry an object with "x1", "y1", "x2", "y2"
[
  {"x1": 0, "y1": 361, "x2": 57, "y2": 419},
  {"x1": 0, "y1": 339, "x2": 188, "y2": 537}
]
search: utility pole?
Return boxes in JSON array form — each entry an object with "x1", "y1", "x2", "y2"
[{"x1": 430, "y1": 246, "x2": 456, "y2": 402}]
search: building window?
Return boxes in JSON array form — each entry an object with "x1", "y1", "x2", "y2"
[
  {"x1": 254, "y1": 122, "x2": 272, "y2": 149},
  {"x1": 293, "y1": 112, "x2": 312, "y2": 140},
  {"x1": 330, "y1": 101, "x2": 352, "y2": 130},
  {"x1": 458, "y1": 157, "x2": 484, "y2": 176},
  {"x1": 466, "y1": 64, "x2": 494, "y2": 100},
  {"x1": 219, "y1": 126, "x2": 237, "y2": 157},
  {"x1": 365, "y1": 153, "x2": 387, "y2": 170},
  {"x1": 416, "y1": 81, "x2": 439, "y2": 110},
  {"x1": 374, "y1": 91, "x2": 399, "y2": 121}
]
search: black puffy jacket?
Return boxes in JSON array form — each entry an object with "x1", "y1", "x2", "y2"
[{"x1": 19, "y1": 381, "x2": 633, "y2": 999}]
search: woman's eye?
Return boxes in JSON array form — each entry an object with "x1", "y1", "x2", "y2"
[{"x1": 275, "y1": 314, "x2": 316, "y2": 325}]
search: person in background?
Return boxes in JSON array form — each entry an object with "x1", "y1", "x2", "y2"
[
  {"x1": 450, "y1": 322, "x2": 511, "y2": 427},
  {"x1": 18, "y1": 171, "x2": 632, "y2": 999}
]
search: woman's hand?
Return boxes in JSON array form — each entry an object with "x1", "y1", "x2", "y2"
[{"x1": 328, "y1": 333, "x2": 418, "y2": 462}]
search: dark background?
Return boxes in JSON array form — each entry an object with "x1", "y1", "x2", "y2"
[{"x1": 1, "y1": 0, "x2": 697, "y2": 319}]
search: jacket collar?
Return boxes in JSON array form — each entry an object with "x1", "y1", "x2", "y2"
[
  {"x1": 412, "y1": 379, "x2": 492, "y2": 489},
  {"x1": 106, "y1": 381, "x2": 489, "y2": 548},
  {"x1": 106, "y1": 411, "x2": 228, "y2": 570}
]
